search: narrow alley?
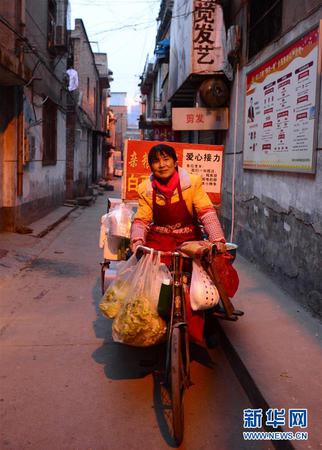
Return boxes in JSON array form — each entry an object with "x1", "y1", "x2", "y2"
[
  {"x1": 1, "y1": 1, "x2": 322, "y2": 449},
  {"x1": 1, "y1": 190, "x2": 270, "y2": 450}
]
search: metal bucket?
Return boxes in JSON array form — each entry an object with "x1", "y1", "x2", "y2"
[{"x1": 225, "y1": 243, "x2": 238, "y2": 262}]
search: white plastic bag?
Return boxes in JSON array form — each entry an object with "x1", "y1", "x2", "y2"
[
  {"x1": 106, "y1": 203, "x2": 133, "y2": 238},
  {"x1": 190, "y1": 260, "x2": 220, "y2": 311},
  {"x1": 99, "y1": 253, "x2": 138, "y2": 318},
  {"x1": 112, "y1": 252, "x2": 170, "y2": 346}
]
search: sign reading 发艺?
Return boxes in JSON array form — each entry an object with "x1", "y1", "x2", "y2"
[
  {"x1": 192, "y1": 0, "x2": 227, "y2": 74},
  {"x1": 244, "y1": 23, "x2": 322, "y2": 173},
  {"x1": 123, "y1": 140, "x2": 223, "y2": 204}
]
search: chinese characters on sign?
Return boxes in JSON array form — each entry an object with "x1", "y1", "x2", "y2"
[
  {"x1": 125, "y1": 147, "x2": 150, "y2": 194},
  {"x1": 242, "y1": 408, "x2": 309, "y2": 442},
  {"x1": 192, "y1": 1, "x2": 227, "y2": 74},
  {"x1": 186, "y1": 113, "x2": 204, "y2": 124},
  {"x1": 172, "y1": 107, "x2": 229, "y2": 130},
  {"x1": 193, "y1": 0, "x2": 217, "y2": 66},
  {"x1": 143, "y1": 127, "x2": 179, "y2": 142},
  {"x1": 123, "y1": 140, "x2": 224, "y2": 204},
  {"x1": 183, "y1": 149, "x2": 221, "y2": 195},
  {"x1": 244, "y1": 26, "x2": 320, "y2": 173},
  {"x1": 243, "y1": 408, "x2": 308, "y2": 429}
]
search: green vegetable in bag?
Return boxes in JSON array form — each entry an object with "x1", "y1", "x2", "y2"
[
  {"x1": 99, "y1": 280, "x2": 129, "y2": 318},
  {"x1": 111, "y1": 252, "x2": 170, "y2": 347},
  {"x1": 112, "y1": 295, "x2": 167, "y2": 346},
  {"x1": 99, "y1": 253, "x2": 138, "y2": 319}
]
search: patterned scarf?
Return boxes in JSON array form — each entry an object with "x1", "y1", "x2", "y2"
[{"x1": 152, "y1": 170, "x2": 179, "y2": 203}]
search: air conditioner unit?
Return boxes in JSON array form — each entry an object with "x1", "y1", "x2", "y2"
[
  {"x1": 227, "y1": 25, "x2": 241, "y2": 64},
  {"x1": 52, "y1": 0, "x2": 68, "y2": 49},
  {"x1": 54, "y1": 24, "x2": 67, "y2": 48}
]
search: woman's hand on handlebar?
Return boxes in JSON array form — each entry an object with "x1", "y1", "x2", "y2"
[
  {"x1": 130, "y1": 239, "x2": 144, "y2": 253},
  {"x1": 213, "y1": 240, "x2": 227, "y2": 254}
]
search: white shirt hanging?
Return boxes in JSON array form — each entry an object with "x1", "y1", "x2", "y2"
[{"x1": 66, "y1": 68, "x2": 79, "y2": 91}]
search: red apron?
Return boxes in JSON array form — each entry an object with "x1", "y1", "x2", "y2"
[
  {"x1": 146, "y1": 180, "x2": 200, "y2": 250},
  {"x1": 146, "y1": 181, "x2": 204, "y2": 344}
]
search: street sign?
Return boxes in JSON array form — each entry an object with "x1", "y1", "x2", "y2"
[{"x1": 172, "y1": 107, "x2": 229, "y2": 130}]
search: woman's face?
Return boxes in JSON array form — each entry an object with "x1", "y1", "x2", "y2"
[{"x1": 150, "y1": 152, "x2": 177, "y2": 181}]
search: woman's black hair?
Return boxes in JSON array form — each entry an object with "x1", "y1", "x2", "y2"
[{"x1": 148, "y1": 144, "x2": 178, "y2": 166}]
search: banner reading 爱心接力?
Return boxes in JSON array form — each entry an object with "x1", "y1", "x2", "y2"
[{"x1": 123, "y1": 140, "x2": 224, "y2": 205}]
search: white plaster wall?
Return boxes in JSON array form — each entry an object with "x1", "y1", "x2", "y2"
[
  {"x1": 74, "y1": 126, "x2": 91, "y2": 189},
  {"x1": 21, "y1": 102, "x2": 66, "y2": 203}
]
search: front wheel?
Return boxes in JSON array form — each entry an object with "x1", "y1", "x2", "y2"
[{"x1": 171, "y1": 326, "x2": 185, "y2": 445}]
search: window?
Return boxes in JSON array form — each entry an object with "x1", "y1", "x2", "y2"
[
  {"x1": 42, "y1": 99, "x2": 57, "y2": 165},
  {"x1": 94, "y1": 86, "x2": 97, "y2": 116},
  {"x1": 47, "y1": 0, "x2": 57, "y2": 53},
  {"x1": 248, "y1": 0, "x2": 283, "y2": 59},
  {"x1": 48, "y1": 0, "x2": 68, "y2": 52}
]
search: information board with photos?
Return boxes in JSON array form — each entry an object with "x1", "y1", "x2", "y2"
[{"x1": 244, "y1": 24, "x2": 321, "y2": 173}]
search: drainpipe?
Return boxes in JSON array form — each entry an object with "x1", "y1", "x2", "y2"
[
  {"x1": 16, "y1": 0, "x2": 26, "y2": 198},
  {"x1": 16, "y1": 88, "x2": 24, "y2": 197}
]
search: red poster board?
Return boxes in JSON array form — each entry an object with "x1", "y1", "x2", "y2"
[{"x1": 123, "y1": 140, "x2": 224, "y2": 205}]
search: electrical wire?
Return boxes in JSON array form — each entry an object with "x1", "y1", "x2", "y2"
[
  {"x1": 89, "y1": 8, "x2": 194, "y2": 37},
  {"x1": 0, "y1": 14, "x2": 67, "y2": 92},
  {"x1": 230, "y1": 63, "x2": 240, "y2": 243},
  {"x1": 85, "y1": 2, "x2": 158, "y2": 31}
]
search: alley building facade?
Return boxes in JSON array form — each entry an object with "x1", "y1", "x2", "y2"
[
  {"x1": 66, "y1": 20, "x2": 111, "y2": 199},
  {"x1": 0, "y1": 0, "x2": 70, "y2": 231},
  {"x1": 140, "y1": 0, "x2": 322, "y2": 315},
  {"x1": 0, "y1": 2, "x2": 113, "y2": 231}
]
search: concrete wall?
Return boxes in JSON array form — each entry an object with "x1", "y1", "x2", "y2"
[
  {"x1": 0, "y1": 1, "x2": 68, "y2": 230},
  {"x1": 66, "y1": 120, "x2": 92, "y2": 198},
  {"x1": 20, "y1": 92, "x2": 66, "y2": 222},
  {"x1": 222, "y1": 3, "x2": 322, "y2": 316},
  {"x1": 68, "y1": 19, "x2": 103, "y2": 192},
  {"x1": 25, "y1": 0, "x2": 67, "y2": 105},
  {"x1": 0, "y1": 87, "x2": 18, "y2": 229},
  {"x1": 0, "y1": 1, "x2": 26, "y2": 84},
  {"x1": 97, "y1": 136, "x2": 103, "y2": 180},
  {"x1": 112, "y1": 105, "x2": 128, "y2": 153},
  {"x1": 72, "y1": 20, "x2": 98, "y2": 128}
]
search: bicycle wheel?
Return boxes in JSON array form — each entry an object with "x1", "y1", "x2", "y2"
[{"x1": 171, "y1": 326, "x2": 185, "y2": 445}]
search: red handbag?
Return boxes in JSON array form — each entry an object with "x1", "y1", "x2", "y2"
[
  {"x1": 211, "y1": 253, "x2": 239, "y2": 298},
  {"x1": 184, "y1": 286, "x2": 205, "y2": 344}
]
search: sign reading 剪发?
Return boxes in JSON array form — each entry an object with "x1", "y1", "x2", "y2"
[
  {"x1": 123, "y1": 140, "x2": 223, "y2": 205},
  {"x1": 172, "y1": 107, "x2": 229, "y2": 130}
]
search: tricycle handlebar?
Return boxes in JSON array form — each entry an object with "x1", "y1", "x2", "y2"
[{"x1": 136, "y1": 245, "x2": 190, "y2": 258}]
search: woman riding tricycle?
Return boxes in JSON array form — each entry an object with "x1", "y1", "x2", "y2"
[
  {"x1": 100, "y1": 143, "x2": 240, "y2": 445},
  {"x1": 130, "y1": 143, "x2": 228, "y2": 344}
]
